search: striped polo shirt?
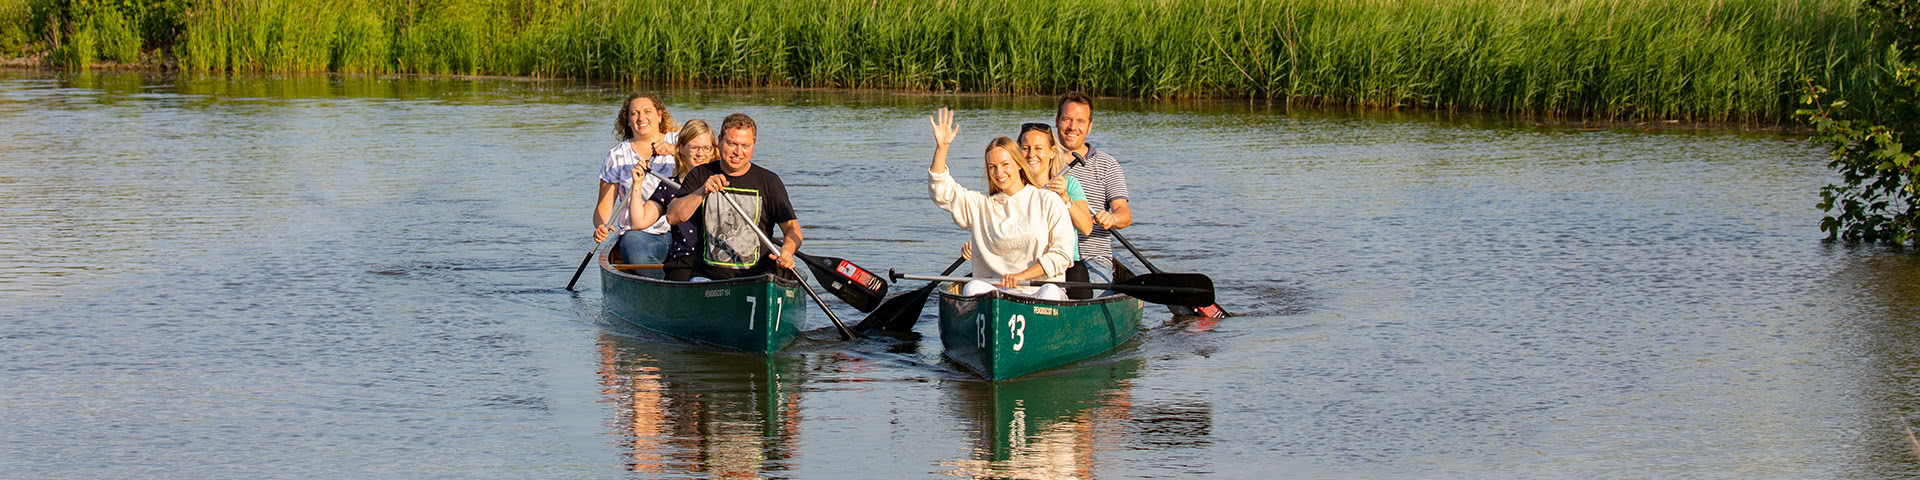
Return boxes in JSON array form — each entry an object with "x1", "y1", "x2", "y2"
[{"x1": 1063, "y1": 143, "x2": 1129, "y2": 265}]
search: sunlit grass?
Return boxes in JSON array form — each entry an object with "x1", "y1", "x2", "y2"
[{"x1": 13, "y1": 0, "x2": 1895, "y2": 123}]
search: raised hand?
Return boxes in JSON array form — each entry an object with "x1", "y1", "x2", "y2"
[{"x1": 929, "y1": 107, "x2": 959, "y2": 147}]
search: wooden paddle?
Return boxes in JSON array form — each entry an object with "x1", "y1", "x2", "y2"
[
  {"x1": 566, "y1": 189, "x2": 631, "y2": 291},
  {"x1": 853, "y1": 256, "x2": 967, "y2": 333},
  {"x1": 890, "y1": 272, "x2": 1216, "y2": 308},
  {"x1": 1109, "y1": 230, "x2": 1230, "y2": 318},
  {"x1": 710, "y1": 187, "x2": 861, "y2": 340},
  {"x1": 647, "y1": 172, "x2": 890, "y2": 312}
]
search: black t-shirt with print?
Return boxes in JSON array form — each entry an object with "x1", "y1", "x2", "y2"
[{"x1": 675, "y1": 162, "x2": 797, "y2": 270}]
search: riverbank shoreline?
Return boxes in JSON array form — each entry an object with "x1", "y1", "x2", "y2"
[{"x1": 0, "y1": 62, "x2": 1811, "y2": 134}]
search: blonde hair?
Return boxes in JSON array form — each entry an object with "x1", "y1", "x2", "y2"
[
  {"x1": 1016, "y1": 127, "x2": 1060, "y2": 188},
  {"x1": 673, "y1": 119, "x2": 714, "y2": 180},
  {"x1": 984, "y1": 136, "x2": 1025, "y2": 195}
]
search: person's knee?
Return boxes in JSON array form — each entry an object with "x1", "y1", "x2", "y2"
[
  {"x1": 961, "y1": 280, "x2": 998, "y2": 297},
  {"x1": 1033, "y1": 284, "x2": 1066, "y2": 301}
]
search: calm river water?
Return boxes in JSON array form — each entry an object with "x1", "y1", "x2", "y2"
[{"x1": 3, "y1": 72, "x2": 1918, "y2": 479}]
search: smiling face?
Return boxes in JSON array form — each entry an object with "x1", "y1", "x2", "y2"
[
  {"x1": 718, "y1": 127, "x2": 755, "y2": 175},
  {"x1": 680, "y1": 132, "x2": 717, "y2": 168},
  {"x1": 985, "y1": 146, "x2": 1027, "y2": 196},
  {"x1": 1055, "y1": 101, "x2": 1091, "y2": 152},
  {"x1": 1018, "y1": 129, "x2": 1055, "y2": 179},
  {"x1": 626, "y1": 97, "x2": 661, "y2": 140}
]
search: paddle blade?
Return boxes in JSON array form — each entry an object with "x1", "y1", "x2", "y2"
[
  {"x1": 855, "y1": 284, "x2": 938, "y2": 332},
  {"x1": 856, "y1": 257, "x2": 967, "y2": 332},
  {"x1": 798, "y1": 252, "x2": 889, "y2": 312},
  {"x1": 1112, "y1": 272, "x2": 1216, "y2": 308}
]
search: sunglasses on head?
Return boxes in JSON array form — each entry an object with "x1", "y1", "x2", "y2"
[{"x1": 1019, "y1": 122, "x2": 1051, "y2": 133}]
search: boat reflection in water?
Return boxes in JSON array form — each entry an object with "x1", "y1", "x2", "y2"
[
  {"x1": 596, "y1": 333, "x2": 803, "y2": 478},
  {"x1": 940, "y1": 356, "x2": 1214, "y2": 479}
]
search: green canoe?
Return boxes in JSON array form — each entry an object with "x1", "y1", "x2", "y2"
[
  {"x1": 937, "y1": 289, "x2": 1144, "y2": 381},
  {"x1": 598, "y1": 240, "x2": 807, "y2": 354}
]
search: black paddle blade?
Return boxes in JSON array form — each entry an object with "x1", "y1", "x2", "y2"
[
  {"x1": 798, "y1": 252, "x2": 889, "y2": 313},
  {"x1": 855, "y1": 257, "x2": 968, "y2": 333},
  {"x1": 1113, "y1": 272, "x2": 1216, "y2": 308},
  {"x1": 565, "y1": 251, "x2": 593, "y2": 291},
  {"x1": 854, "y1": 283, "x2": 938, "y2": 332}
]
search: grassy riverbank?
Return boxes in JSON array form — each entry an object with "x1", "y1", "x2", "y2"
[{"x1": 0, "y1": 0, "x2": 1895, "y2": 123}]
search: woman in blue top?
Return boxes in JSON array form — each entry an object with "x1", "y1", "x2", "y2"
[
  {"x1": 1017, "y1": 122, "x2": 1098, "y2": 298},
  {"x1": 1017, "y1": 122, "x2": 1094, "y2": 237}
]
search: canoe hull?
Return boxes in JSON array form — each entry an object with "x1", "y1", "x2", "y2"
[
  {"x1": 937, "y1": 290, "x2": 1144, "y2": 381},
  {"x1": 598, "y1": 244, "x2": 806, "y2": 355}
]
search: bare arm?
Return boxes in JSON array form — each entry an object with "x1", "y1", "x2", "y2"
[
  {"x1": 773, "y1": 219, "x2": 802, "y2": 270},
  {"x1": 593, "y1": 181, "x2": 620, "y2": 242},
  {"x1": 631, "y1": 197, "x2": 664, "y2": 230},
  {"x1": 666, "y1": 194, "x2": 699, "y2": 225},
  {"x1": 1068, "y1": 200, "x2": 1095, "y2": 235},
  {"x1": 1000, "y1": 263, "x2": 1051, "y2": 288},
  {"x1": 667, "y1": 174, "x2": 728, "y2": 225},
  {"x1": 1098, "y1": 198, "x2": 1133, "y2": 230},
  {"x1": 1045, "y1": 175, "x2": 1095, "y2": 235},
  {"x1": 1105, "y1": 197, "x2": 1128, "y2": 229}
]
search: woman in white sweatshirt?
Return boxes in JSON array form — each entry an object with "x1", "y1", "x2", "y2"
[{"x1": 926, "y1": 107, "x2": 1075, "y2": 300}]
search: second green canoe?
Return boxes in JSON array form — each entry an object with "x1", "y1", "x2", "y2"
[
  {"x1": 937, "y1": 289, "x2": 1144, "y2": 381},
  {"x1": 598, "y1": 241, "x2": 807, "y2": 354}
]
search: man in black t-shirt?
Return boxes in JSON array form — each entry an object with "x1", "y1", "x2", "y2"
[{"x1": 664, "y1": 113, "x2": 801, "y2": 281}]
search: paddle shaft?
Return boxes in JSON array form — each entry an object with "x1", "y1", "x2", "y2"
[
  {"x1": 854, "y1": 256, "x2": 967, "y2": 332},
  {"x1": 707, "y1": 183, "x2": 858, "y2": 340},
  {"x1": 1109, "y1": 224, "x2": 1231, "y2": 317},
  {"x1": 1108, "y1": 230, "x2": 1160, "y2": 273},
  {"x1": 567, "y1": 188, "x2": 631, "y2": 291},
  {"x1": 893, "y1": 274, "x2": 1211, "y2": 294}
]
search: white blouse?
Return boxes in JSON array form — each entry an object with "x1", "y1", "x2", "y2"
[
  {"x1": 928, "y1": 169, "x2": 1075, "y2": 290},
  {"x1": 598, "y1": 132, "x2": 679, "y2": 233}
]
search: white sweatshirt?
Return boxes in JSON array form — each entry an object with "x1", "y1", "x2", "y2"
[{"x1": 929, "y1": 170, "x2": 1076, "y2": 289}]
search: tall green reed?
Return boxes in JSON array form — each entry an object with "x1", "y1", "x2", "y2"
[{"x1": 14, "y1": 0, "x2": 1894, "y2": 123}]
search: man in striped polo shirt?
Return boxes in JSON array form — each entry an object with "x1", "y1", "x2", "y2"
[{"x1": 1055, "y1": 92, "x2": 1132, "y2": 284}]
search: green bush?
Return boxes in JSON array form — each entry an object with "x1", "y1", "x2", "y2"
[
  {"x1": 0, "y1": 0, "x2": 29, "y2": 57},
  {"x1": 1801, "y1": 0, "x2": 1920, "y2": 244}
]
